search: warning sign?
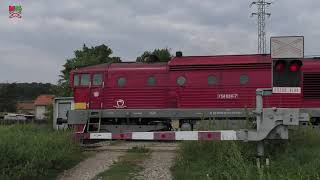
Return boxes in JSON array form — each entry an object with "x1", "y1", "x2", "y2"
[{"x1": 271, "y1": 36, "x2": 304, "y2": 59}]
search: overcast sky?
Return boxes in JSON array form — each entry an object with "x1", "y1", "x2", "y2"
[{"x1": 0, "y1": 0, "x2": 319, "y2": 84}]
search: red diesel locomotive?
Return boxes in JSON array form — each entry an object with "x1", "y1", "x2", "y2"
[{"x1": 67, "y1": 54, "x2": 320, "y2": 133}]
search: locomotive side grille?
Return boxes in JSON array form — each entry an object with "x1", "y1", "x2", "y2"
[
  {"x1": 169, "y1": 63, "x2": 271, "y2": 71},
  {"x1": 303, "y1": 73, "x2": 320, "y2": 99}
]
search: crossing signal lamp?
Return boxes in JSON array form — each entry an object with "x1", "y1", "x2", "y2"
[
  {"x1": 272, "y1": 59, "x2": 303, "y2": 87},
  {"x1": 271, "y1": 36, "x2": 304, "y2": 93}
]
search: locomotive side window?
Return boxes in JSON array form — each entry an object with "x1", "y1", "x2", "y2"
[
  {"x1": 240, "y1": 74, "x2": 249, "y2": 85},
  {"x1": 147, "y1": 76, "x2": 156, "y2": 86},
  {"x1": 208, "y1": 75, "x2": 217, "y2": 85},
  {"x1": 118, "y1": 77, "x2": 126, "y2": 87},
  {"x1": 93, "y1": 73, "x2": 102, "y2": 86},
  {"x1": 177, "y1": 76, "x2": 186, "y2": 86},
  {"x1": 80, "y1": 74, "x2": 90, "y2": 86},
  {"x1": 74, "y1": 74, "x2": 80, "y2": 86}
]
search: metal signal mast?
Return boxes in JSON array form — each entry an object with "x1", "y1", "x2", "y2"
[{"x1": 250, "y1": 0, "x2": 271, "y2": 54}]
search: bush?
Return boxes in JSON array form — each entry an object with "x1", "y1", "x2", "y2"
[
  {"x1": 171, "y1": 141, "x2": 256, "y2": 180},
  {"x1": 171, "y1": 127, "x2": 320, "y2": 180},
  {"x1": 0, "y1": 124, "x2": 83, "y2": 180}
]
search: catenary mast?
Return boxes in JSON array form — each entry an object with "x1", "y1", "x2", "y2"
[{"x1": 250, "y1": 0, "x2": 272, "y2": 54}]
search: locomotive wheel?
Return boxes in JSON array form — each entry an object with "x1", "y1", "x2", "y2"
[{"x1": 181, "y1": 122, "x2": 192, "y2": 131}]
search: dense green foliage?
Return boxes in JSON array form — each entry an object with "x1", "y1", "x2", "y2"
[
  {"x1": 136, "y1": 48, "x2": 173, "y2": 63},
  {"x1": 0, "y1": 125, "x2": 83, "y2": 180},
  {"x1": 171, "y1": 127, "x2": 320, "y2": 180},
  {"x1": 56, "y1": 44, "x2": 121, "y2": 96},
  {"x1": 0, "y1": 83, "x2": 18, "y2": 112},
  {"x1": 172, "y1": 141, "x2": 255, "y2": 179},
  {"x1": 0, "y1": 83, "x2": 54, "y2": 112}
]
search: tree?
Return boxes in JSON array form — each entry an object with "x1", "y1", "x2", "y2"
[
  {"x1": 136, "y1": 48, "x2": 172, "y2": 63},
  {"x1": 0, "y1": 83, "x2": 17, "y2": 112},
  {"x1": 55, "y1": 44, "x2": 121, "y2": 96}
]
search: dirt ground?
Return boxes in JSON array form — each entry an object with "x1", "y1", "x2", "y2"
[
  {"x1": 56, "y1": 141, "x2": 177, "y2": 180},
  {"x1": 135, "y1": 151, "x2": 176, "y2": 180},
  {"x1": 56, "y1": 150, "x2": 124, "y2": 180}
]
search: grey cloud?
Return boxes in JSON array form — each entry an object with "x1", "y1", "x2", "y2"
[{"x1": 0, "y1": 0, "x2": 319, "y2": 83}]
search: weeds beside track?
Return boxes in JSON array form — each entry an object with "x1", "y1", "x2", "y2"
[
  {"x1": 0, "y1": 124, "x2": 84, "y2": 180},
  {"x1": 171, "y1": 126, "x2": 320, "y2": 179}
]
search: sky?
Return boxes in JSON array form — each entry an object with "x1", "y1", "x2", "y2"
[{"x1": 0, "y1": 0, "x2": 319, "y2": 84}]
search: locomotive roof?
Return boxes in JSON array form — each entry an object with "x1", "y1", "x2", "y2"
[
  {"x1": 108, "y1": 62, "x2": 168, "y2": 72},
  {"x1": 169, "y1": 54, "x2": 271, "y2": 66},
  {"x1": 71, "y1": 54, "x2": 319, "y2": 73},
  {"x1": 72, "y1": 63, "x2": 110, "y2": 72},
  {"x1": 72, "y1": 62, "x2": 168, "y2": 73}
]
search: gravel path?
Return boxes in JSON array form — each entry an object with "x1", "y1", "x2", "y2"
[
  {"x1": 135, "y1": 151, "x2": 176, "y2": 180},
  {"x1": 56, "y1": 141, "x2": 177, "y2": 180},
  {"x1": 56, "y1": 151, "x2": 124, "y2": 180}
]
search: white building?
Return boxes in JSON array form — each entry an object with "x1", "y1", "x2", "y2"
[{"x1": 34, "y1": 95, "x2": 54, "y2": 120}]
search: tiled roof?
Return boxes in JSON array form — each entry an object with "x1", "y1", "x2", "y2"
[
  {"x1": 34, "y1": 95, "x2": 54, "y2": 106},
  {"x1": 17, "y1": 102, "x2": 34, "y2": 110}
]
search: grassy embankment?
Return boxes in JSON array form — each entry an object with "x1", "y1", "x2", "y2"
[
  {"x1": 171, "y1": 126, "x2": 320, "y2": 179},
  {"x1": 94, "y1": 146, "x2": 150, "y2": 180},
  {"x1": 0, "y1": 124, "x2": 84, "y2": 180}
]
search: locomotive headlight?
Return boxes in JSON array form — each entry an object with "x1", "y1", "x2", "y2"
[{"x1": 93, "y1": 91, "x2": 99, "y2": 97}]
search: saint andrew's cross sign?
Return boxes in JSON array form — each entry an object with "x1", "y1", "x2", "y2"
[
  {"x1": 271, "y1": 36, "x2": 304, "y2": 59},
  {"x1": 9, "y1": 4, "x2": 22, "y2": 18}
]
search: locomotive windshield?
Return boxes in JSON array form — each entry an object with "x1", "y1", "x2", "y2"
[
  {"x1": 74, "y1": 74, "x2": 90, "y2": 86},
  {"x1": 92, "y1": 73, "x2": 102, "y2": 86},
  {"x1": 73, "y1": 74, "x2": 80, "y2": 86},
  {"x1": 73, "y1": 73, "x2": 103, "y2": 87}
]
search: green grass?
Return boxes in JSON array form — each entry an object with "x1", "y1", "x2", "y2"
[
  {"x1": 0, "y1": 124, "x2": 84, "y2": 180},
  {"x1": 94, "y1": 146, "x2": 150, "y2": 180},
  {"x1": 171, "y1": 126, "x2": 320, "y2": 180}
]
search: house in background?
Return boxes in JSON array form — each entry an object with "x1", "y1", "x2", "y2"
[
  {"x1": 34, "y1": 95, "x2": 54, "y2": 120},
  {"x1": 16, "y1": 101, "x2": 34, "y2": 114}
]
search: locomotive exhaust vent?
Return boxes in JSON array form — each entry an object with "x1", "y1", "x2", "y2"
[
  {"x1": 303, "y1": 73, "x2": 320, "y2": 99},
  {"x1": 176, "y1": 51, "x2": 183, "y2": 57}
]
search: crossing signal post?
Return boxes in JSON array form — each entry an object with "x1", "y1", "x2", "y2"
[{"x1": 271, "y1": 36, "x2": 304, "y2": 93}]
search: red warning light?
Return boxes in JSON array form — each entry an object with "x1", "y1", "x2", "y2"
[
  {"x1": 289, "y1": 63, "x2": 299, "y2": 72},
  {"x1": 275, "y1": 61, "x2": 286, "y2": 72},
  {"x1": 289, "y1": 60, "x2": 302, "y2": 72}
]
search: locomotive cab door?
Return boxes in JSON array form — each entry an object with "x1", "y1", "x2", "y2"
[
  {"x1": 89, "y1": 72, "x2": 105, "y2": 109},
  {"x1": 73, "y1": 73, "x2": 91, "y2": 109}
]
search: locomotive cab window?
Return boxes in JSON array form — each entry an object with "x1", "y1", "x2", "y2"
[
  {"x1": 177, "y1": 76, "x2": 186, "y2": 86},
  {"x1": 74, "y1": 74, "x2": 80, "y2": 86},
  {"x1": 240, "y1": 74, "x2": 249, "y2": 85},
  {"x1": 117, "y1": 77, "x2": 126, "y2": 87},
  {"x1": 80, "y1": 74, "x2": 90, "y2": 86},
  {"x1": 147, "y1": 76, "x2": 156, "y2": 86},
  {"x1": 93, "y1": 73, "x2": 103, "y2": 86},
  {"x1": 208, "y1": 75, "x2": 217, "y2": 85}
]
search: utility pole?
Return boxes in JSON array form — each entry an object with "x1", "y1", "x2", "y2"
[{"x1": 250, "y1": 0, "x2": 271, "y2": 54}]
